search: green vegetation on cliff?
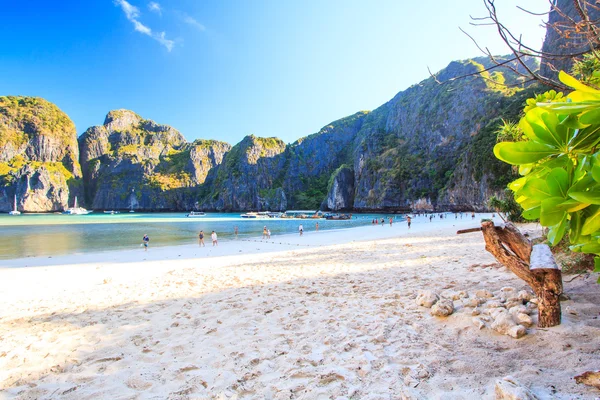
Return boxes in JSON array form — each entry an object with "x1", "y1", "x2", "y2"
[{"x1": 0, "y1": 96, "x2": 76, "y2": 149}]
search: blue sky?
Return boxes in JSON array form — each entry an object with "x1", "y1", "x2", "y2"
[{"x1": 0, "y1": 1, "x2": 548, "y2": 145}]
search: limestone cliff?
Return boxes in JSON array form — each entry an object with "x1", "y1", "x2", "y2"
[
  {"x1": 0, "y1": 96, "x2": 83, "y2": 212},
  {"x1": 196, "y1": 112, "x2": 367, "y2": 211},
  {"x1": 198, "y1": 135, "x2": 287, "y2": 211},
  {"x1": 79, "y1": 110, "x2": 230, "y2": 210},
  {"x1": 347, "y1": 57, "x2": 536, "y2": 211}
]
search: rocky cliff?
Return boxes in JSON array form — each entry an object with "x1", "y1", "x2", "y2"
[
  {"x1": 0, "y1": 96, "x2": 83, "y2": 212},
  {"x1": 79, "y1": 110, "x2": 230, "y2": 211},
  {"x1": 347, "y1": 57, "x2": 536, "y2": 212},
  {"x1": 540, "y1": 0, "x2": 600, "y2": 81}
]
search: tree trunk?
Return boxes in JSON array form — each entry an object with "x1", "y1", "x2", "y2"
[{"x1": 480, "y1": 221, "x2": 563, "y2": 328}]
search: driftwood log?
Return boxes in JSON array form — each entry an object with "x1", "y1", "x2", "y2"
[{"x1": 479, "y1": 221, "x2": 563, "y2": 328}]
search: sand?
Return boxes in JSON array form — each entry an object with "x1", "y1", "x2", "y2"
[{"x1": 1, "y1": 215, "x2": 599, "y2": 399}]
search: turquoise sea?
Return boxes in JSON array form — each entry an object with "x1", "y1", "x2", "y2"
[{"x1": 0, "y1": 212, "x2": 401, "y2": 260}]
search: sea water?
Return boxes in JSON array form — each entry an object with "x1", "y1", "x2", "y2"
[{"x1": 0, "y1": 212, "x2": 402, "y2": 260}]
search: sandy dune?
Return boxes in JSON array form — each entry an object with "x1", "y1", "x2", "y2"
[{"x1": 1, "y1": 219, "x2": 599, "y2": 399}]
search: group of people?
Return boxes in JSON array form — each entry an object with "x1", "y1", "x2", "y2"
[{"x1": 198, "y1": 230, "x2": 218, "y2": 247}]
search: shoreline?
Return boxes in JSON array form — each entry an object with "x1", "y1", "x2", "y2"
[{"x1": 0, "y1": 213, "x2": 503, "y2": 268}]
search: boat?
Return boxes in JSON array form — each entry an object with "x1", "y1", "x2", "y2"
[
  {"x1": 63, "y1": 196, "x2": 91, "y2": 215},
  {"x1": 104, "y1": 210, "x2": 120, "y2": 214},
  {"x1": 240, "y1": 212, "x2": 269, "y2": 219},
  {"x1": 8, "y1": 195, "x2": 20, "y2": 215},
  {"x1": 325, "y1": 213, "x2": 352, "y2": 220},
  {"x1": 186, "y1": 211, "x2": 206, "y2": 217}
]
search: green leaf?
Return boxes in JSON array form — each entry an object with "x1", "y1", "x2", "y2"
[
  {"x1": 560, "y1": 114, "x2": 589, "y2": 130},
  {"x1": 569, "y1": 211, "x2": 584, "y2": 244},
  {"x1": 556, "y1": 199, "x2": 590, "y2": 212},
  {"x1": 568, "y1": 189, "x2": 600, "y2": 204},
  {"x1": 592, "y1": 165, "x2": 600, "y2": 182},
  {"x1": 540, "y1": 197, "x2": 567, "y2": 226},
  {"x1": 546, "y1": 168, "x2": 569, "y2": 197},
  {"x1": 520, "y1": 178, "x2": 552, "y2": 200},
  {"x1": 579, "y1": 108, "x2": 600, "y2": 124},
  {"x1": 560, "y1": 71, "x2": 600, "y2": 95},
  {"x1": 493, "y1": 142, "x2": 557, "y2": 165},
  {"x1": 569, "y1": 125, "x2": 600, "y2": 151},
  {"x1": 581, "y1": 207, "x2": 600, "y2": 235},
  {"x1": 594, "y1": 257, "x2": 600, "y2": 272},
  {"x1": 572, "y1": 242, "x2": 600, "y2": 253},
  {"x1": 539, "y1": 101, "x2": 600, "y2": 114},
  {"x1": 522, "y1": 206, "x2": 540, "y2": 220},
  {"x1": 547, "y1": 214, "x2": 568, "y2": 246}
]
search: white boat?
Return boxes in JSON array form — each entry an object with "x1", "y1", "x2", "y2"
[
  {"x1": 186, "y1": 211, "x2": 206, "y2": 217},
  {"x1": 63, "y1": 196, "x2": 91, "y2": 215},
  {"x1": 240, "y1": 212, "x2": 269, "y2": 219},
  {"x1": 8, "y1": 195, "x2": 20, "y2": 215},
  {"x1": 104, "y1": 210, "x2": 120, "y2": 214}
]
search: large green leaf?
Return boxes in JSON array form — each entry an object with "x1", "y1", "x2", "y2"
[
  {"x1": 560, "y1": 71, "x2": 600, "y2": 95},
  {"x1": 547, "y1": 214, "x2": 568, "y2": 246},
  {"x1": 579, "y1": 108, "x2": 600, "y2": 125},
  {"x1": 520, "y1": 178, "x2": 553, "y2": 200},
  {"x1": 546, "y1": 168, "x2": 569, "y2": 197},
  {"x1": 569, "y1": 211, "x2": 583, "y2": 244},
  {"x1": 581, "y1": 206, "x2": 600, "y2": 235},
  {"x1": 568, "y1": 188, "x2": 600, "y2": 204},
  {"x1": 560, "y1": 114, "x2": 589, "y2": 130},
  {"x1": 539, "y1": 101, "x2": 600, "y2": 114},
  {"x1": 540, "y1": 197, "x2": 567, "y2": 226},
  {"x1": 522, "y1": 206, "x2": 540, "y2": 220},
  {"x1": 557, "y1": 198, "x2": 590, "y2": 212},
  {"x1": 524, "y1": 109, "x2": 564, "y2": 147},
  {"x1": 569, "y1": 125, "x2": 600, "y2": 151},
  {"x1": 493, "y1": 142, "x2": 557, "y2": 165}
]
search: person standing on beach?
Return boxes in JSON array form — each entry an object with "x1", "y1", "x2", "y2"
[
  {"x1": 142, "y1": 234, "x2": 149, "y2": 251},
  {"x1": 263, "y1": 226, "x2": 268, "y2": 239},
  {"x1": 211, "y1": 231, "x2": 218, "y2": 246},
  {"x1": 234, "y1": 226, "x2": 239, "y2": 238},
  {"x1": 198, "y1": 230, "x2": 205, "y2": 247},
  {"x1": 267, "y1": 228, "x2": 271, "y2": 239},
  {"x1": 299, "y1": 224, "x2": 303, "y2": 236},
  {"x1": 389, "y1": 217, "x2": 393, "y2": 226},
  {"x1": 407, "y1": 216, "x2": 412, "y2": 229},
  {"x1": 316, "y1": 222, "x2": 319, "y2": 231}
]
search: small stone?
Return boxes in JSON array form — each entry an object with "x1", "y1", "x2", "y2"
[
  {"x1": 508, "y1": 324, "x2": 527, "y2": 339},
  {"x1": 415, "y1": 290, "x2": 439, "y2": 308},
  {"x1": 529, "y1": 297, "x2": 538, "y2": 304},
  {"x1": 430, "y1": 299, "x2": 454, "y2": 317},
  {"x1": 508, "y1": 305, "x2": 528, "y2": 316},
  {"x1": 514, "y1": 313, "x2": 533, "y2": 327},
  {"x1": 475, "y1": 289, "x2": 494, "y2": 298},
  {"x1": 495, "y1": 376, "x2": 539, "y2": 399},
  {"x1": 488, "y1": 308, "x2": 507, "y2": 319},
  {"x1": 518, "y1": 290, "x2": 533, "y2": 302},
  {"x1": 471, "y1": 307, "x2": 482, "y2": 316},
  {"x1": 491, "y1": 312, "x2": 517, "y2": 336},
  {"x1": 486, "y1": 300, "x2": 505, "y2": 309},
  {"x1": 472, "y1": 317, "x2": 486, "y2": 330},
  {"x1": 443, "y1": 290, "x2": 468, "y2": 300},
  {"x1": 465, "y1": 297, "x2": 486, "y2": 308},
  {"x1": 504, "y1": 300, "x2": 523, "y2": 309},
  {"x1": 565, "y1": 306, "x2": 579, "y2": 316}
]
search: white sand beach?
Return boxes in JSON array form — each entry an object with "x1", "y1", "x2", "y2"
[{"x1": 1, "y1": 215, "x2": 599, "y2": 399}]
